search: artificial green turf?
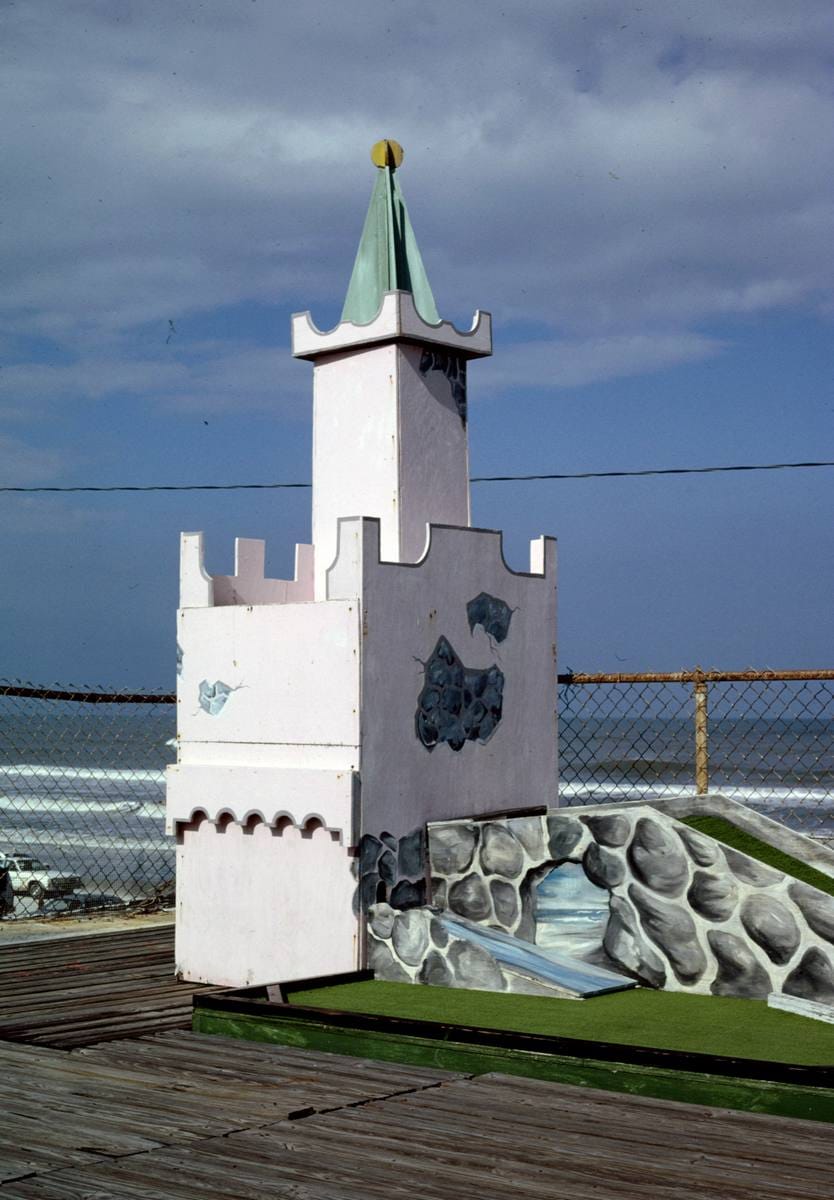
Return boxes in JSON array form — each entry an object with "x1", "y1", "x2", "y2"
[
  {"x1": 682, "y1": 814, "x2": 834, "y2": 897},
  {"x1": 289, "y1": 980, "x2": 834, "y2": 1066}
]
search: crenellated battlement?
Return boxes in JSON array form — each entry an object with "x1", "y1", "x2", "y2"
[
  {"x1": 179, "y1": 532, "x2": 314, "y2": 609},
  {"x1": 327, "y1": 516, "x2": 556, "y2": 602}
]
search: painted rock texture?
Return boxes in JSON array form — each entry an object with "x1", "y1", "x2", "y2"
[
  {"x1": 603, "y1": 895, "x2": 667, "y2": 989},
  {"x1": 788, "y1": 882, "x2": 834, "y2": 944},
  {"x1": 424, "y1": 803, "x2": 834, "y2": 1002},
  {"x1": 391, "y1": 908, "x2": 430, "y2": 966},
  {"x1": 708, "y1": 931, "x2": 772, "y2": 999},
  {"x1": 358, "y1": 825, "x2": 427, "y2": 913},
  {"x1": 546, "y1": 816, "x2": 585, "y2": 861},
  {"x1": 480, "y1": 824, "x2": 524, "y2": 878},
  {"x1": 583, "y1": 813, "x2": 631, "y2": 848},
  {"x1": 628, "y1": 818, "x2": 689, "y2": 897},
  {"x1": 448, "y1": 873, "x2": 491, "y2": 922},
  {"x1": 740, "y1": 894, "x2": 801, "y2": 965},
  {"x1": 583, "y1": 842, "x2": 625, "y2": 890},
  {"x1": 783, "y1": 947, "x2": 834, "y2": 1004},
  {"x1": 687, "y1": 870, "x2": 738, "y2": 922},
  {"x1": 429, "y1": 824, "x2": 478, "y2": 875},
  {"x1": 629, "y1": 883, "x2": 706, "y2": 984}
]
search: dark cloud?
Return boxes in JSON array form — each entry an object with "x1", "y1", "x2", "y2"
[{"x1": 2, "y1": 0, "x2": 833, "y2": 441}]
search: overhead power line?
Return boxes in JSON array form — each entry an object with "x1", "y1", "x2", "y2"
[{"x1": 0, "y1": 459, "x2": 832, "y2": 494}]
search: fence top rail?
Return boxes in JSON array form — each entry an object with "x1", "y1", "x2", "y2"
[
  {"x1": 558, "y1": 669, "x2": 834, "y2": 685},
  {"x1": 0, "y1": 684, "x2": 176, "y2": 704}
]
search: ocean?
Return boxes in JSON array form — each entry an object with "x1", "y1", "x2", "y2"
[
  {"x1": 0, "y1": 707, "x2": 831, "y2": 913},
  {"x1": 0, "y1": 704, "x2": 176, "y2": 906}
]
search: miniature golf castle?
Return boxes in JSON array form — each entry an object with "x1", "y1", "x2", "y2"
[
  {"x1": 167, "y1": 141, "x2": 558, "y2": 987},
  {"x1": 169, "y1": 143, "x2": 834, "y2": 1006}
]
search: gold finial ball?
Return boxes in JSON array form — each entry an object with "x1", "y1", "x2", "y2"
[{"x1": 371, "y1": 139, "x2": 404, "y2": 169}]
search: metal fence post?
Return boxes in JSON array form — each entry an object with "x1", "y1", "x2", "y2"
[{"x1": 693, "y1": 671, "x2": 709, "y2": 794}]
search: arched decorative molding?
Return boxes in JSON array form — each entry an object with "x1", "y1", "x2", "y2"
[{"x1": 292, "y1": 291, "x2": 492, "y2": 361}]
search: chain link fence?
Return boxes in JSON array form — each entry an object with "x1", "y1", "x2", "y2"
[
  {"x1": 0, "y1": 681, "x2": 175, "y2": 920},
  {"x1": 558, "y1": 670, "x2": 834, "y2": 839},
  {"x1": 1, "y1": 670, "x2": 832, "y2": 919}
]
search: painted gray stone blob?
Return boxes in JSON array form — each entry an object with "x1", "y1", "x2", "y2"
[
  {"x1": 198, "y1": 679, "x2": 234, "y2": 716},
  {"x1": 431, "y1": 878, "x2": 447, "y2": 909},
  {"x1": 723, "y1": 847, "x2": 783, "y2": 888},
  {"x1": 419, "y1": 951, "x2": 454, "y2": 987},
  {"x1": 415, "y1": 636, "x2": 504, "y2": 752},
  {"x1": 368, "y1": 903, "x2": 396, "y2": 940},
  {"x1": 788, "y1": 882, "x2": 834, "y2": 945},
  {"x1": 466, "y1": 592, "x2": 513, "y2": 643},
  {"x1": 583, "y1": 842, "x2": 625, "y2": 890},
  {"x1": 359, "y1": 835, "x2": 382, "y2": 876},
  {"x1": 687, "y1": 871, "x2": 739, "y2": 922},
  {"x1": 397, "y1": 827, "x2": 424, "y2": 879},
  {"x1": 510, "y1": 816, "x2": 545, "y2": 860},
  {"x1": 628, "y1": 883, "x2": 706, "y2": 984},
  {"x1": 428, "y1": 824, "x2": 478, "y2": 875},
  {"x1": 603, "y1": 895, "x2": 667, "y2": 989},
  {"x1": 480, "y1": 824, "x2": 524, "y2": 878},
  {"x1": 447, "y1": 940, "x2": 506, "y2": 991},
  {"x1": 628, "y1": 818, "x2": 689, "y2": 897},
  {"x1": 490, "y1": 878, "x2": 520, "y2": 927},
  {"x1": 391, "y1": 909, "x2": 431, "y2": 967},
  {"x1": 448, "y1": 873, "x2": 492, "y2": 922},
  {"x1": 708, "y1": 931, "x2": 772, "y2": 999},
  {"x1": 368, "y1": 936, "x2": 411, "y2": 984},
  {"x1": 390, "y1": 879, "x2": 426, "y2": 910},
  {"x1": 378, "y1": 850, "x2": 397, "y2": 886},
  {"x1": 583, "y1": 813, "x2": 631, "y2": 848},
  {"x1": 740, "y1": 894, "x2": 801, "y2": 966},
  {"x1": 675, "y1": 825, "x2": 722, "y2": 867},
  {"x1": 430, "y1": 917, "x2": 449, "y2": 949},
  {"x1": 380, "y1": 832, "x2": 398, "y2": 851},
  {"x1": 783, "y1": 946, "x2": 834, "y2": 1005},
  {"x1": 359, "y1": 872, "x2": 381, "y2": 912},
  {"x1": 546, "y1": 816, "x2": 584, "y2": 862}
]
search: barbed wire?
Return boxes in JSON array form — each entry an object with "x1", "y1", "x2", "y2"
[{"x1": 1, "y1": 459, "x2": 833, "y2": 494}]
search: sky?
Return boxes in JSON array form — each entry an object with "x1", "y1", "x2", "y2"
[{"x1": 1, "y1": 0, "x2": 832, "y2": 688}]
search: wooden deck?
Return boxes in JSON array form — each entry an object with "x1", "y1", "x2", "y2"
[
  {"x1": 0, "y1": 925, "x2": 832, "y2": 1197},
  {"x1": 0, "y1": 1031, "x2": 832, "y2": 1197},
  {"x1": 0, "y1": 924, "x2": 206, "y2": 1048}
]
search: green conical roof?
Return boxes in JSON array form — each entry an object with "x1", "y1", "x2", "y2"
[{"x1": 341, "y1": 143, "x2": 440, "y2": 326}]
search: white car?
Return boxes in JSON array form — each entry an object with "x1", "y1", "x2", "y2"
[{"x1": 0, "y1": 854, "x2": 82, "y2": 901}]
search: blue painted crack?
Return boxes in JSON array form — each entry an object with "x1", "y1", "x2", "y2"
[
  {"x1": 419, "y1": 348, "x2": 466, "y2": 426},
  {"x1": 197, "y1": 679, "x2": 239, "y2": 716},
  {"x1": 467, "y1": 593, "x2": 513, "y2": 644},
  {"x1": 416, "y1": 636, "x2": 503, "y2": 752}
]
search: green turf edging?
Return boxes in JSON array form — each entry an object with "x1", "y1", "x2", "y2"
[
  {"x1": 193, "y1": 1007, "x2": 834, "y2": 1124},
  {"x1": 287, "y1": 981, "x2": 834, "y2": 1066},
  {"x1": 682, "y1": 815, "x2": 834, "y2": 897}
]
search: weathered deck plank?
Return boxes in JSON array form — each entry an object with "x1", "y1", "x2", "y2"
[
  {"x1": 0, "y1": 1032, "x2": 832, "y2": 1198},
  {"x1": 0, "y1": 925, "x2": 207, "y2": 1047}
]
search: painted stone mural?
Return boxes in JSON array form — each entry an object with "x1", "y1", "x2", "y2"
[
  {"x1": 424, "y1": 806, "x2": 834, "y2": 1002},
  {"x1": 415, "y1": 636, "x2": 504, "y2": 752},
  {"x1": 355, "y1": 826, "x2": 426, "y2": 915},
  {"x1": 366, "y1": 903, "x2": 633, "y2": 999}
]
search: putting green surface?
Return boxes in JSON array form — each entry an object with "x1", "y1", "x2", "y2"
[
  {"x1": 682, "y1": 815, "x2": 834, "y2": 897},
  {"x1": 290, "y1": 981, "x2": 834, "y2": 1066}
]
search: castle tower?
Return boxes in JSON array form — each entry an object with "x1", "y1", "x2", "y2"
[
  {"x1": 167, "y1": 143, "x2": 557, "y2": 987},
  {"x1": 295, "y1": 139, "x2": 491, "y2": 594}
]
